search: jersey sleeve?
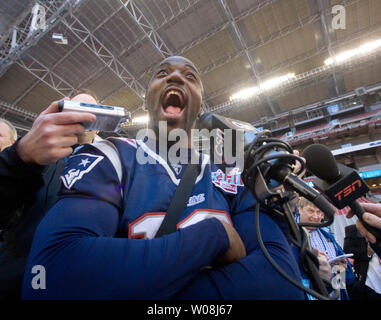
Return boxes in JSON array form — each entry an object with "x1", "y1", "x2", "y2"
[{"x1": 59, "y1": 140, "x2": 123, "y2": 210}]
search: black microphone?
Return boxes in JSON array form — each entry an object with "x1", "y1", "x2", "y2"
[
  {"x1": 302, "y1": 144, "x2": 381, "y2": 244},
  {"x1": 197, "y1": 113, "x2": 335, "y2": 217}
]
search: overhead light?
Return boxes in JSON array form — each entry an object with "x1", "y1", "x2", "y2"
[
  {"x1": 229, "y1": 72, "x2": 295, "y2": 101},
  {"x1": 52, "y1": 33, "x2": 68, "y2": 45},
  {"x1": 230, "y1": 87, "x2": 259, "y2": 101},
  {"x1": 324, "y1": 38, "x2": 381, "y2": 66},
  {"x1": 334, "y1": 49, "x2": 359, "y2": 63},
  {"x1": 324, "y1": 57, "x2": 334, "y2": 66},
  {"x1": 132, "y1": 115, "x2": 149, "y2": 124},
  {"x1": 359, "y1": 39, "x2": 381, "y2": 54},
  {"x1": 259, "y1": 73, "x2": 295, "y2": 90}
]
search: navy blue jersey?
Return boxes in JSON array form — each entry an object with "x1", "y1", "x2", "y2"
[{"x1": 22, "y1": 137, "x2": 304, "y2": 299}]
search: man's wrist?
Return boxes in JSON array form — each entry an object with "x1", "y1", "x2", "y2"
[
  {"x1": 11, "y1": 138, "x2": 45, "y2": 173},
  {"x1": 15, "y1": 136, "x2": 33, "y2": 163}
]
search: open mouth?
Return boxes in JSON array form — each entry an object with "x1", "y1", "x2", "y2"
[{"x1": 161, "y1": 88, "x2": 185, "y2": 116}]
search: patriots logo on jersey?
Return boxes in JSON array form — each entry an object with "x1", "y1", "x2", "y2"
[{"x1": 61, "y1": 153, "x2": 104, "y2": 189}]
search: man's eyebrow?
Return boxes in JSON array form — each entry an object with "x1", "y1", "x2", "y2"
[{"x1": 156, "y1": 62, "x2": 200, "y2": 75}]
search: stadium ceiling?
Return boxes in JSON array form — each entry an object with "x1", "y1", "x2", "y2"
[{"x1": 1, "y1": 0, "x2": 381, "y2": 129}]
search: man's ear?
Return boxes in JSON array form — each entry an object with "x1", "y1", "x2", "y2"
[{"x1": 198, "y1": 103, "x2": 206, "y2": 118}]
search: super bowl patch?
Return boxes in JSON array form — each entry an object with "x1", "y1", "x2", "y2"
[
  {"x1": 61, "y1": 153, "x2": 104, "y2": 189},
  {"x1": 211, "y1": 168, "x2": 243, "y2": 194}
]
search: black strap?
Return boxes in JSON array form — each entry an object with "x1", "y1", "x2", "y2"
[{"x1": 155, "y1": 160, "x2": 199, "y2": 238}]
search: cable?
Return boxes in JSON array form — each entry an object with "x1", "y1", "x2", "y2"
[
  {"x1": 243, "y1": 135, "x2": 339, "y2": 300},
  {"x1": 255, "y1": 202, "x2": 338, "y2": 300}
]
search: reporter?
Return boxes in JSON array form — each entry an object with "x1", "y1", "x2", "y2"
[
  {"x1": 0, "y1": 98, "x2": 96, "y2": 223},
  {"x1": 0, "y1": 95, "x2": 96, "y2": 299}
]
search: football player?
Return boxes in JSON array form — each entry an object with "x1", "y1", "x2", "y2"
[{"x1": 22, "y1": 56, "x2": 304, "y2": 299}]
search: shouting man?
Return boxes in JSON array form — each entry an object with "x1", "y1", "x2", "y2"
[{"x1": 22, "y1": 56, "x2": 304, "y2": 299}]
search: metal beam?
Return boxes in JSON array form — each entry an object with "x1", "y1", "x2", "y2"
[
  {"x1": 13, "y1": 40, "x2": 84, "y2": 105},
  {"x1": 0, "y1": 0, "x2": 78, "y2": 78},
  {"x1": 209, "y1": 48, "x2": 381, "y2": 115},
  {"x1": 62, "y1": 13, "x2": 146, "y2": 101},
  {"x1": 219, "y1": 0, "x2": 278, "y2": 115},
  {"x1": 119, "y1": 0, "x2": 173, "y2": 58},
  {"x1": 0, "y1": 97, "x2": 38, "y2": 122},
  {"x1": 206, "y1": 4, "x2": 380, "y2": 106},
  {"x1": 201, "y1": 13, "x2": 321, "y2": 77},
  {"x1": 138, "y1": 0, "x2": 275, "y2": 83},
  {"x1": 16, "y1": 52, "x2": 77, "y2": 97},
  {"x1": 0, "y1": 2, "x2": 35, "y2": 49},
  {"x1": 14, "y1": 2, "x2": 128, "y2": 105},
  {"x1": 138, "y1": 0, "x2": 319, "y2": 81},
  {"x1": 88, "y1": 0, "x2": 177, "y2": 107}
]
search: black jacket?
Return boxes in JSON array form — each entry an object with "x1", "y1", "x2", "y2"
[
  {"x1": 0, "y1": 140, "x2": 45, "y2": 228},
  {"x1": 0, "y1": 140, "x2": 66, "y2": 299}
]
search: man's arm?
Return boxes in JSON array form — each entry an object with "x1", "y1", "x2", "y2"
[
  {"x1": 22, "y1": 197, "x2": 230, "y2": 299},
  {"x1": 173, "y1": 208, "x2": 305, "y2": 300},
  {"x1": 0, "y1": 99, "x2": 96, "y2": 227}
]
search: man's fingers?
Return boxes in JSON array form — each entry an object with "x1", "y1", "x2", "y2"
[
  {"x1": 55, "y1": 135, "x2": 80, "y2": 148},
  {"x1": 44, "y1": 111, "x2": 96, "y2": 125},
  {"x1": 356, "y1": 219, "x2": 377, "y2": 244},
  {"x1": 361, "y1": 203, "x2": 381, "y2": 218},
  {"x1": 348, "y1": 203, "x2": 381, "y2": 220},
  {"x1": 56, "y1": 123, "x2": 89, "y2": 136},
  {"x1": 40, "y1": 97, "x2": 69, "y2": 116},
  {"x1": 363, "y1": 211, "x2": 381, "y2": 229}
]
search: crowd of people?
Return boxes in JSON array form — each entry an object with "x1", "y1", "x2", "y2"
[{"x1": 0, "y1": 55, "x2": 380, "y2": 300}]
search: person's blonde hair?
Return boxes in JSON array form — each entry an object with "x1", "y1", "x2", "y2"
[
  {"x1": 0, "y1": 118, "x2": 17, "y2": 142},
  {"x1": 298, "y1": 197, "x2": 314, "y2": 209}
]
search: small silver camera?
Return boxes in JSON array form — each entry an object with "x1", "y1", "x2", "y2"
[{"x1": 58, "y1": 101, "x2": 130, "y2": 132}]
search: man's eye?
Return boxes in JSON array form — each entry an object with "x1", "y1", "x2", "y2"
[
  {"x1": 186, "y1": 72, "x2": 197, "y2": 80},
  {"x1": 156, "y1": 70, "x2": 167, "y2": 77}
]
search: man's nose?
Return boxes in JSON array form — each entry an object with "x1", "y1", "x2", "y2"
[{"x1": 166, "y1": 70, "x2": 184, "y2": 84}]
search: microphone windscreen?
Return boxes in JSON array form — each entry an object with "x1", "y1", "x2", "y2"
[{"x1": 302, "y1": 144, "x2": 340, "y2": 182}]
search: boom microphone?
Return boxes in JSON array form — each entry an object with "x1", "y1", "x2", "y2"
[
  {"x1": 302, "y1": 144, "x2": 381, "y2": 244},
  {"x1": 197, "y1": 113, "x2": 335, "y2": 218}
]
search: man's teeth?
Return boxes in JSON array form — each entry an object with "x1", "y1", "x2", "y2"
[{"x1": 166, "y1": 90, "x2": 181, "y2": 98}]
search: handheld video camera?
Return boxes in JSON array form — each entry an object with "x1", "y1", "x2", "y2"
[{"x1": 58, "y1": 100, "x2": 131, "y2": 132}]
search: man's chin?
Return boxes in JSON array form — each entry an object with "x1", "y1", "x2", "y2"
[{"x1": 159, "y1": 112, "x2": 185, "y2": 130}]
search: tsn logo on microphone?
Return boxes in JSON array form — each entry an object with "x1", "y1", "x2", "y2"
[
  {"x1": 334, "y1": 179, "x2": 362, "y2": 201},
  {"x1": 325, "y1": 171, "x2": 369, "y2": 209}
]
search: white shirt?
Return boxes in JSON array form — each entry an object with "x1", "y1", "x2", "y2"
[{"x1": 366, "y1": 254, "x2": 381, "y2": 294}]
